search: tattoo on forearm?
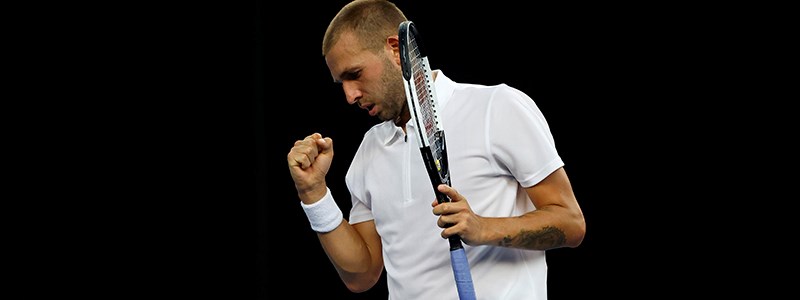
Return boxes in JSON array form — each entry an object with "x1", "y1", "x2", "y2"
[{"x1": 499, "y1": 226, "x2": 566, "y2": 249}]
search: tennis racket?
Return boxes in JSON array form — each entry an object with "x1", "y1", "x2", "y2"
[{"x1": 398, "y1": 20, "x2": 476, "y2": 300}]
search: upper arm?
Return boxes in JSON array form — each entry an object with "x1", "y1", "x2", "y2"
[
  {"x1": 351, "y1": 220, "x2": 383, "y2": 264},
  {"x1": 350, "y1": 220, "x2": 384, "y2": 285}
]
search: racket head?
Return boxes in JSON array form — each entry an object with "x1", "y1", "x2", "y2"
[
  {"x1": 398, "y1": 20, "x2": 441, "y2": 145},
  {"x1": 398, "y1": 20, "x2": 450, "y2": 190},
  {"x1": 398, "y1": 21, "x2": 421, "y2": 82}
]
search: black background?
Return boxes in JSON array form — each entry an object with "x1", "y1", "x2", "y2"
[
  {"x1": 31, "y1": 0, "x2": 772, "y2": 299},
  {"x1": 248, "y1": 1, "x2": 696, "y2": 299}
]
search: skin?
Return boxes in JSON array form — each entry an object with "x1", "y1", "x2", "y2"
[{"x1": 287, "y1": 29, "x2": 586, "y2": 293}]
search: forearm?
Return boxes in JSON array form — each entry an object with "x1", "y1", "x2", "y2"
[
  {"x1": 317, "y1": 221, "x2": 383, "y2": 292},
  {"x1": 478, "y1": 167, "x2": 586, "y2": 250},
  {"x1": 480, "y1": 206, "x2": 585, "y2": 250},
  {"x1": 299, "y1": 188, "x2": 383, "y2": 291}
]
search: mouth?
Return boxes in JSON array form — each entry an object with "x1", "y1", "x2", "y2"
[{"x1": 363, "y1": 103, "x2": 377, "y2": 116}]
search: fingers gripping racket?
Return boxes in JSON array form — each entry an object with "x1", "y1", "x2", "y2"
[{"x1": 399, "y1": 20, "x2": 477, "y2": 300}]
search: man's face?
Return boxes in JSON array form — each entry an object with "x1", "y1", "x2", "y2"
[{"x1": 325, "y1": 32, "x2": 406, "y2": 123}]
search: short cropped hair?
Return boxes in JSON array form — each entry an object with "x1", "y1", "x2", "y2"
[{"x1": 322, "y1": 0, "x2": 408, "y2": 56}]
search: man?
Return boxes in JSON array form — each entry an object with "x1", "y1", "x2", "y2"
[{"x1": 287, "y1": 0, "x2": 585, "y2": 299}]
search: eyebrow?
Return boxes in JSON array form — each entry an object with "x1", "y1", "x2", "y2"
[{"x1": 333, "y1": 68, "x2": 360, "y2": 83}]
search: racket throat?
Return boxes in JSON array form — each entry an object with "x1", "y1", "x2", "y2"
[{"x1": 419, "y1": 147, "x2": 449, "y2": 196}]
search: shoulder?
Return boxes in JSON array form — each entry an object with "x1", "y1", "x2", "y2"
[
  {"x1": 361, "y1": 121, "x2": 395, "y2": 143},
  {"x1": 490, "y1": 83, "x2": 532, "y2": 102},
  {"x1": 450, "y1": 81, "x2": 534, "y2": 109},
  {"x1": 481, "y1": 84, "x2": 540, "y2": 115},
  {"x1": 351, "y1": 121, "x2": 396, "y2": 156}
]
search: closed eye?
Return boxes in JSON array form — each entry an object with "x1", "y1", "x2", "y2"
[{"x1": 336, "y1": 69, "x2": 361, "y2": 83}]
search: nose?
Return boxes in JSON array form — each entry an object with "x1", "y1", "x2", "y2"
[{"x1": 342, "y1": 81, "x2": 362, "y2": 106}]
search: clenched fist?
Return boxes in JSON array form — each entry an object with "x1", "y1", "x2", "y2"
[{"x1": 287, "y1": 133, "x2": 334, "y2": 204}]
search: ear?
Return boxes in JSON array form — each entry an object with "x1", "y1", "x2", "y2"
[{"x1": 386, "y1": 35, "x2": 401, "y2": 66}]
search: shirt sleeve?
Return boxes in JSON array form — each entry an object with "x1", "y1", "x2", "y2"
[
  {"x1": 348, "y1": 197, "x2": 374, "y2": 224},
  {"x1": 344, "y1": 137, "x2": 375, "y2": 225},
  {"x1": 487, "y1": 85, "x2": 563, "y2": 188}
]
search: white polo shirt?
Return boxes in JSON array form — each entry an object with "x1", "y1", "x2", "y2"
[{"x1": 345, "y1": 70, "x2": 563, "y2": 300}]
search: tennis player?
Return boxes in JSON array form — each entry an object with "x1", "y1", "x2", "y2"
[{"x1": 287, "y1": 1, "x2": 586, "y2": 299}]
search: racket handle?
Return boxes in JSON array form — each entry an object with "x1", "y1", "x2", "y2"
[
  {"x1": 450, "y1": 247, "x2": 477, "y2": 300},
  {"x1": 448, "y1": 236, "x2": 464, "y2": 250},
  {"x1": 435, "y1": 189, "x2": 464, "y2": 250},
  {"x1": 435, "y1": 191, "x2": 450, "y2": 204}
]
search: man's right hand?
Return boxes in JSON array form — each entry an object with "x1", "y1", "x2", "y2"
[{"x1": 287, "y1": 133, "x2": 334, "y2": 204}]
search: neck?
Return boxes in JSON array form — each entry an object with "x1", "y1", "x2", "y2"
[{"x1": 394, "y1": 106, "x2": 411, "y2": 133}]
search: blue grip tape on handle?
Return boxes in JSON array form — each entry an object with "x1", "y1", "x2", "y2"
[{"x1": 450, "y1": 248, "x2": 476, "y2": 300}]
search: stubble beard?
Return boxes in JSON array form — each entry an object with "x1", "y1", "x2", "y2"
[{"x1": 377, "y1": 56, "x2": 407, "y2": 125}]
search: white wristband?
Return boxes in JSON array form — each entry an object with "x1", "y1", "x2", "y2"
[{"x1": 300, "y1": 187, "x2": 343, "y2": 233}]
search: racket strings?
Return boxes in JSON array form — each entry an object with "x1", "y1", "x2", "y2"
[
  {"x1": 408, "y1": 37, "x2": 444, "y2": 170},
  {"x1": 408, "y1": 39, "x2": 438, "y2": 145}
]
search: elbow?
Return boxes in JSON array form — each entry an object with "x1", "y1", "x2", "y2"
[
  {"x1": 340, "y1": 264, "x2": 382, "y2": 293},
  {"x1": 342, "y1": 270, "x2": 382, "y2": 293},
  {"x1": 566, "y1": 213, "x2": 587, "y2": 248},
  {"x1": 345, "y1": 282, "x2": 373, "y2": 294}
]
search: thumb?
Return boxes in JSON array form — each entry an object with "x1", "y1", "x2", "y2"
[{"x1": 317, "y1": 137, "x2": 334, "y2": 154}]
